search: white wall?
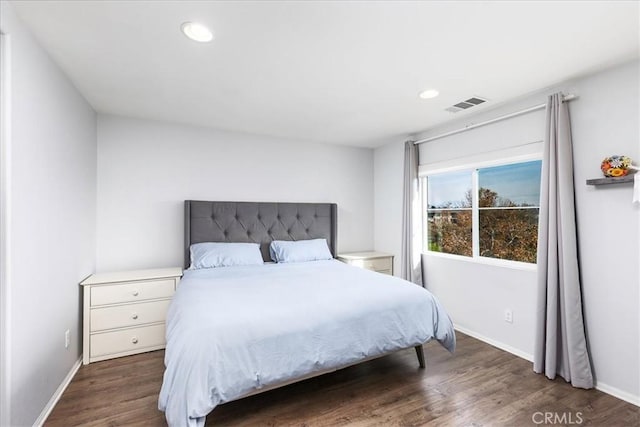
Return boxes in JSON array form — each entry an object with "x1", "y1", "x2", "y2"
[
  {"x1": 373, "y1": 141, "x2": 404, "y2": 275},
  {"x1": 0, "y1": 3, "x2": 97, "y2": 426},
  {"x1": 374, "y1": 60, "x2": 640, "y2": 404},
  {"x1": 96, "y1": 115, "x2": 374, "y2": 271},
  {"x1": 568, "y1": 61, "x2": 639, "y2": 403}
]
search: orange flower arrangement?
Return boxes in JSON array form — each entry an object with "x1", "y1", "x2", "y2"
[{"x1": 601, "y1": 155, "x2": 632, "y2": 177}]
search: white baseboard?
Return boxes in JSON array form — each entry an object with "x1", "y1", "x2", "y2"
[
  {"x1": 454, "y1": 324, "x2": 534, "y2": 362},
  {"x1": 454, "y1": 325, "x2": 640, "y2": 407},
  {"x1": 33, "y1": 356, "x2": 82, "y2": 427},
  {"x1": 595, "y1": 381, "x2": 640, "y2": 407}
]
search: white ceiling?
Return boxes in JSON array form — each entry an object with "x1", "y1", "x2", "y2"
[{"x1": 11, "y1": 1, "x2": 640, "y2": 148}]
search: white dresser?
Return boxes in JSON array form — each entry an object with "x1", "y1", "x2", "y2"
[
  {"x1": 337, "y1": 251, "x2": 394, "y2": 275},
  {"x1": 81, "y1": 267, "x2": 182, "y2": 365}
]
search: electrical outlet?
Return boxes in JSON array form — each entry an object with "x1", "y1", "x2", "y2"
[
  {"x1": 65, "y1": 329, "x2": 70, "y2": 349},
  {"x1": 504, "y1": 309, "x2": 513, "y2": 323}
]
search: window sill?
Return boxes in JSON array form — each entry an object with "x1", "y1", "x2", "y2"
[{"x1": 423, "y1": 251, "x2": 537, "y2": 272}]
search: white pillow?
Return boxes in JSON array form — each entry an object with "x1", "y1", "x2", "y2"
[
  {"x1": 190, "y1": 242, "x2": 263, "y2": 269},
  {"x1": 269, "y1": 239, "x2": 333, "y2": 263}
]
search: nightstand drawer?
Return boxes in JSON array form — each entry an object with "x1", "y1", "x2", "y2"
[
  {"x1": 90, "y1": 323, "x2": 165, "y2": 358},
  {"x1": 90, "y1": 299, "x2": 171, "y2": 331},
  {"x1": 338, "y1": 252, "x2": 394, "y2": 275},
  {"x1": 91, "y1": 279, "x2": 175, "y2": 306},
  {"x1": 356, "y1": 257, "x2": 392, "y2": 272}
]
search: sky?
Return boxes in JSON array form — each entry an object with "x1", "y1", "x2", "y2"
[{"x1": 427, "y1": 160, "x2": 542, "y2": 208}]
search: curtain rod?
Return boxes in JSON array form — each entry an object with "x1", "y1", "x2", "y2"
[{"x1": 413, "y1": 94, "x2": 578, "y2": 145}]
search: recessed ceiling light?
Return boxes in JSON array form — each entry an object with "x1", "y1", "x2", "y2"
[
  {"x1": 181, "y1": 22, "x2": 214, "y2": 43},
  {"x1": 419, "y1": 89, "x2": 440, "y2": 99}
]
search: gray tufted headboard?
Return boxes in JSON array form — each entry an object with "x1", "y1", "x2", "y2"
[{"x1": 184, "y1": 201, "x2": 338, "y2": 268}]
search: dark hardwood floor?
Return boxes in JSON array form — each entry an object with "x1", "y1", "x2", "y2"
[{"x1": 45, "y1": 333, "x2": 639, "y2": 426}]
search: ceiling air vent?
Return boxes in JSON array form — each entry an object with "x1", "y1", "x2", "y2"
[{"x1": 445, "y1": 96, "x2": 488, "y2": 113}]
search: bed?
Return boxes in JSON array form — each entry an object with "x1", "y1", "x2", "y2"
[{"x1": 159, "y1": 201, "x2": 455, "y2": 427}]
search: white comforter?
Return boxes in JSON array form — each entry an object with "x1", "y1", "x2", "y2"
[{"x1": 158, "y1": 260, "x2": 455, "y2": 427}]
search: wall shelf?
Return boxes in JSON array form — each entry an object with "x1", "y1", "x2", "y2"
[{"x1": 586, "y1": 175, "x2": 635, "y2": 186}]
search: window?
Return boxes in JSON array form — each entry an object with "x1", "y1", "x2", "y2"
[
  {"x1": 426, "y1": 170, "x2": 473, "y2": 257},
  {"x1": 424, "y1": 159, "x2": 542, "y2": 264}
]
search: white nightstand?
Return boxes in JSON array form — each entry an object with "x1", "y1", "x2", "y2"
[
  {"x1": 337, "y1": 251, "x2": 394, "y2": 275},
  {"x1": 80, "y1": 267, "x2": 182, "y2": 365}
]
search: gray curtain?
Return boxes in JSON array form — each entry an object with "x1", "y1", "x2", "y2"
[
  {"x1": 401, "y1": 140, "x2": 423, "y2": 285},
  {"x1": 533, "y1": 93, "x2": 593, "y2": 389}
]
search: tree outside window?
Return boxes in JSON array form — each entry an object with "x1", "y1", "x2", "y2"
[{"x1": 426, "y1": 170, "x2": 472, "y2": 257}]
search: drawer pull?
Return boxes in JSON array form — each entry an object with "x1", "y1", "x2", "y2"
[
  {"x1": 132, "y1": 290, "x2": 139, "y2": 296},
  {"x1": 132, "y1": 313, "x2": 138, "y2": 320},
  {"x1": 131, "y1": 337, "x2": 139, "y2": 344}
]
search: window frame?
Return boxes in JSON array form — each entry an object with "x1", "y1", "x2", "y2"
[{"x1": 421, "y1": 153, "x2": 542, "y2": 271}]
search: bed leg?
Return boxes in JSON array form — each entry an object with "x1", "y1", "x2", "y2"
[{"x1": 415, "y1": 345, "x2": 425, "y2": 369}]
